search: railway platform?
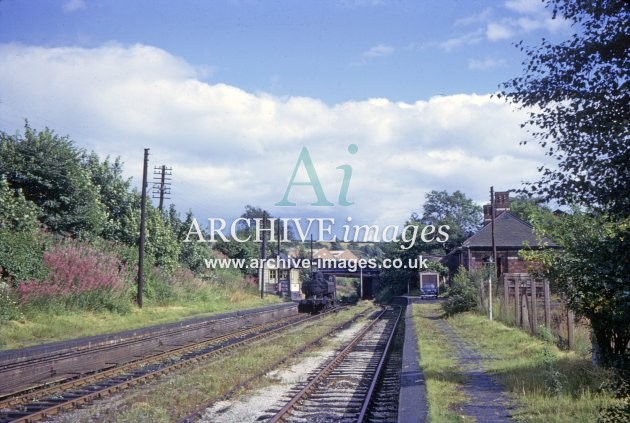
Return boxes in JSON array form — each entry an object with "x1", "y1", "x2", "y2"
[{"x1": 397, "y1": 296, "x2": 428, "y2": 423}]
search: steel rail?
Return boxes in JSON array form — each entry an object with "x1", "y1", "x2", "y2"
[
  {"x1": 267, "y1": 307, "x2": 389, "y2": 423},
  {"x1": 2, "y1": 309, "x2": 344, "y2": 423},
  {"x1": 175, "y1": 305, "x2": 374, "y2": 423},
  {"x1": 356, "y1": 305, "x2": 402, "y2": 422},
  {"x1": 0, "y1": 312, "x2": 303, "y2": 411},
  {"x1": 0, "y1": 303, "x2": 296, "y2": 398}
]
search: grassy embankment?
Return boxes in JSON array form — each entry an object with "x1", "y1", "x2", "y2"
[
  {"x1": 414, "y1": 302, "x2": 621, "y2": 423},
  {"x1": 0, "y1": 268, "x2": 282, "y2": 350},
  {"x1": 56, "y1": 302, "x2": 376, "y2": 423}
]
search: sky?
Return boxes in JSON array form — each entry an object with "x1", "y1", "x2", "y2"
[{"x1": 0, "y1": 0, "x2": 572, "y2": 240}]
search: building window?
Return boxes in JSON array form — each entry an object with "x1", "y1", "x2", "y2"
[{"x1": 269, "y1": 270, "x2": 277, "y2": 280}]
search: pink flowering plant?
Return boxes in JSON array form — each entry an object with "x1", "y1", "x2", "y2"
[{"x1": 17, "y1": 240, "x2": 132, "y2": 313}]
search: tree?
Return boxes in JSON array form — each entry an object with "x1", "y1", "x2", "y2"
[
  {"x1": 500, "y1": 0, "x2": 629, "y2": 218},
  {"x1": 143, "y1": 200, "x2": 181, "y2": 273},
  {"x1": 413, "y1": 190, "x2": 483, "y2": 252},
  {"x1": 522, "y1": 209, "x2": 629, "y2": 368},
  {"x1": 501, "y1": 0, "x2": 629, "y2": 371},
  {"x1": 378, "y1": 189, "x2": 481, "y2": 297},
  {"x1": 509, "y1": 195, "x2": 555, "y2": 226},
  {"x1": 82, "y1": 152, "x2": 139, "y2": 243},
  {"x1": 0, "y1": 178, "x2": 47, "y2": 282},
  {"x1": 0, "y1": 124, "x2": 106, "y2": 238},
  {"x1": 239, "y1": 204, "x2": 293, "y2": 242},
  {"x1": 360, "y1": 243, "x2": 384, "y2": 259},
  {"x1": 176, "y1": 209, "x2": 211, "y2": 273},
  {"x1": 0, "y1": 177, "x2": 40, "y2": 233}
]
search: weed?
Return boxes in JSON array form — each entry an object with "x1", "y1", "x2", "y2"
[{"x1": 542, "y1": 347, "x2": 566, "y2": 396}]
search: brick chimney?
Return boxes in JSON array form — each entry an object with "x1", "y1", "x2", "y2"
[
  {"x1": 483, "y1": 191, "x2": 510, "y2": 225},
  {"x1": 495, "y1": 191, "x2": 510, "y2": 213},
  {"x1": 483, "y1": 204, "x2": 493, "y2": 225}
]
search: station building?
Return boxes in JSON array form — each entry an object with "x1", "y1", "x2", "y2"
[{"x1": 445, "y1": 191, "x2": 559, "y2": 277}]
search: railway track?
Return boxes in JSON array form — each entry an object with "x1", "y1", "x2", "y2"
[
  {"x1": 179, "y1": 304, "x2": 378, "y2": 423},
  {"x1": 264, "y1": 305, "x2": 402, "y2": 422},
  {"x1": 0, "y1": 302, "x2": 296, "y2": 398},
  {"x1": 0, "y1": 306, "x2": 344, "y2": 423}
]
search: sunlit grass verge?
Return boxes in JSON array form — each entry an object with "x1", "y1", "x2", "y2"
[
  {"x1": 421, "y1": 302, "x2": 621, "y2": 423},
  {"x1": 413, "y1": 303, "x2": 472, "y2": 422},
  {"x1": 56, "y1": 302, "x2": 376, "y2": 423},
  {"x1": 0, "y1": 267, "x2": 281, "y2": 350}
]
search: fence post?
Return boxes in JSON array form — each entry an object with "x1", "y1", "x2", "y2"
[
  {"x1": 544, "y1": 280, "x2": 551, "y2": 330},
  {"x1": 515, "y1": 280, "x2": 521, "y2": 328},
  {"x1": 530, "y1": 277, "x2": 537, "y2": 334},
  {"x1": 503, "y1": 275, "x2": 509, "y2": 322},
  {"x1": 480, "y1": 275, "x2": 486, "y2": 314},
  {"x1": 567, "y1": 309, "x2": 575, "y2": 350},
  {"x1": 522, "y1": 291, "x2": 530, "y2": 330}
]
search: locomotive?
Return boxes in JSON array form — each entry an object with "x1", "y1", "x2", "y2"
[{"x1": 297, "y1": 271, "x2": 337, "y2": 313}]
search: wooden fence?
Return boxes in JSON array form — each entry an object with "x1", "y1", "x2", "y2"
[{"x1": 499, "y1": 273, "x2": 576, "y2": 350}]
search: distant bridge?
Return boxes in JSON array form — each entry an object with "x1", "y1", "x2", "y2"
[{"x1": 318, "y1": 266, "x2": 380, "y2": 299}]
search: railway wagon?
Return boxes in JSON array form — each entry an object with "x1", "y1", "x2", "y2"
[{"x1": 298, "y1": 271, "x2": 336, "y2": 313}]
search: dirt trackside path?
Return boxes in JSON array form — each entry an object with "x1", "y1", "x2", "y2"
[
  {"x1": 413, "y1": 301, "x2": 514, "y2": 422},
  {"x1": 432, "y1": 317, "x2": 514, "y2": 422}
]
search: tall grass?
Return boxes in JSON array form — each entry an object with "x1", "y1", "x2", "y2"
[
  {"x1": 17, "y1": 240, "x2": 132, "y2": 313},
  {"x1": 412, "y1": 303, "x2": 472, "y2": 422},
  {"x1": 444, "y1": 307, "x2": 621, "y2": 423},
  {"x1": 1, "y1": 248, "x2": 281, "y2": 349}
]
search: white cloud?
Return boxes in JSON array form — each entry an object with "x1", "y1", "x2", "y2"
[
  {"x1": 468, "y1": 57, "x2": 507, "y2": 70},
  {"x1": 504, "y1": 0, "x2": 543, "y2": 15},
  {"x1": 0, "y1": 43, "x2": 549, "y2": 233},
  {"x1": 361, "y1": 43, "x2": 394, "y2": 59},
  {"x1": 435, "y1": 29, "x2": 484, "y2": 52},
  {"x1": 486, "y1": 21, "x2": 514, "y2": 41},
  {"x1": 443, "y1": 0, "x2": 569, "y2": 48},
  {"x1": 454, "y1": 8, "x2": 493, "y2": 27},
  {"x1": 63, "y1": 0, "x2": 86, "y2": 13}
]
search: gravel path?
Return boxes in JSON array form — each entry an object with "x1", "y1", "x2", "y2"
[{"x1": 433, "y1": 318, "x2": 514, "y2": 422}]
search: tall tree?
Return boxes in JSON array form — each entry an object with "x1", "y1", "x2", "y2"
[
  {"x1": 500, "y1": 0, "x2": 629, "y2": 218},
  {"x1": 0, "y1": 124, "x2": 106, "y2": 238},
  {"x1": 413, "y1": 190, "x2": 482, "y2": 252},
  {"x1": 501, "y1": 0, "x2": 629, "y2": 371},
  {"x1": 239, "y1": 204, "x2": 293, "y2": 241},
  {"x1": 509, "y1": 195, "x2": 555, "y2": 226},
  {"x1": 0, "y1": 178, "x2": 47, "y2": 282},
  {"x1": 82, "y1": 152, "x2": 138, "y2": 243},
  {"x1": 522, "y1": 209, "x2": 629, "y2": 368},
  {"x1": 173, "y1": 208, "x2": 211, "y2": 273}
]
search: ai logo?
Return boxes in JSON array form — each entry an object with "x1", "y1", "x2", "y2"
[{"x1": 275, "y1": 144, "x2": 358, "y2": 207}]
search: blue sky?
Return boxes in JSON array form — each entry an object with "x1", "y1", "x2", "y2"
[
  {"x1": 0, "y1": 0, "x2": 569, "y2": 103},
  {"x1": 0, "y1": 0, "x2": 571, "y2": 237}
]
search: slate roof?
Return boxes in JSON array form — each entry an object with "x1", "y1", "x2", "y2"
[{"x1": 462, "y1": 211, "x2": 558, "y2": 249}]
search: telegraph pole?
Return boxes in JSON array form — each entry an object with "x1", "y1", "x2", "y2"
[
  {"x1": 260, "y1": 211, "x2": 267, "y2": 299},
  {"x1": 489, "y1": 186, "x2": 497, "y2": 321},
  {"x1": 490, "y1": 186, "x2": 497, "y2": 271},
  {"x1": 152, "y1": 165, "x2": 172, "y2": 213},
  {"x1": 137, "y1": 148, "x2": 149, "y2": 308},
  {"x1": 277, "y1": 220, "x2": 281, "y2": 258},
  {"x1": 310, "y1": 235, "x2": 314, "y2": 279}
]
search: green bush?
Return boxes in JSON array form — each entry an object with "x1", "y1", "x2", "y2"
[
  {"x1": 0, "y1": 281, "x2": 23, "y2": 321},
  {"x1": 0, "y1": 230, "x2": 48, "y2": 282},
  {"x1": 442, "y1": 267, "x2": 478, "y2": 316},
  {"x1": 143, "y1": 267, "x2": 175, "y2": 305}
]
